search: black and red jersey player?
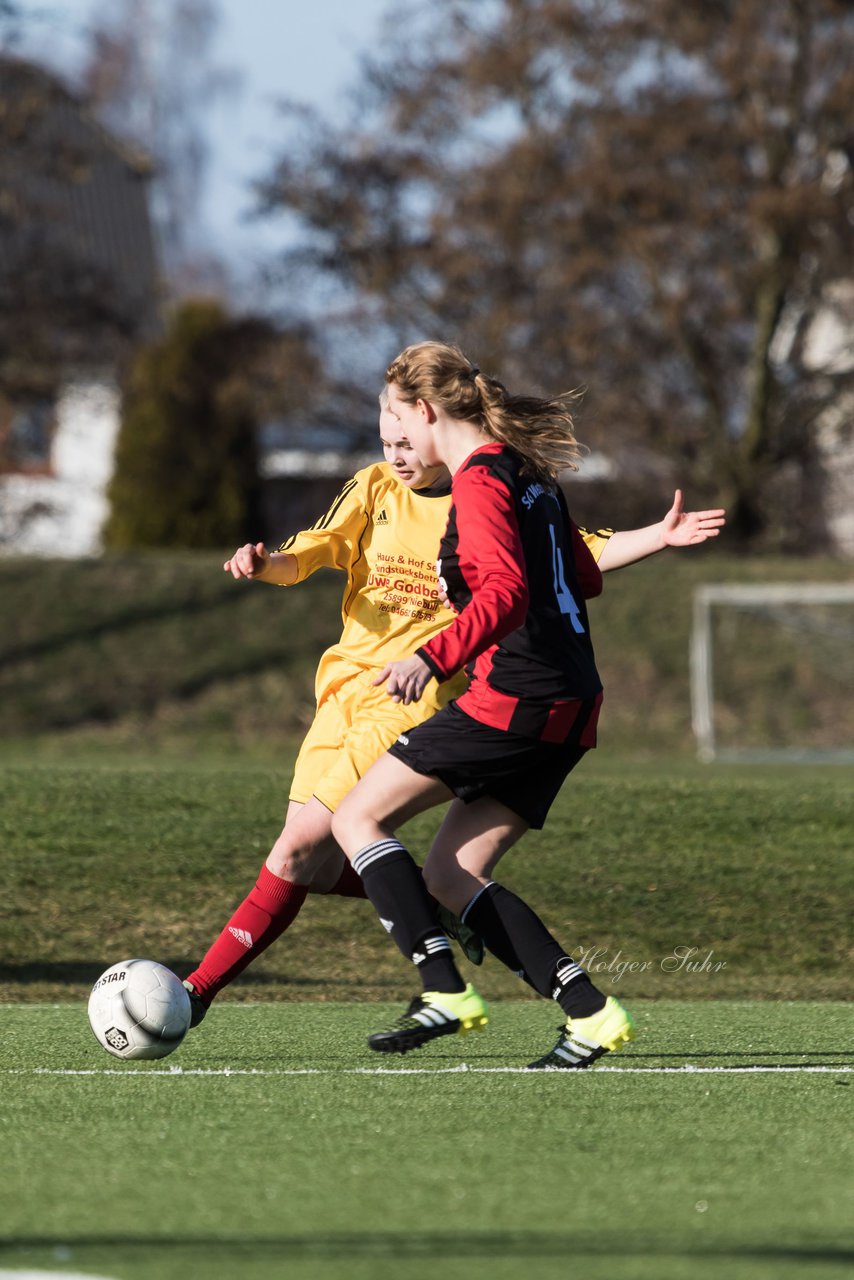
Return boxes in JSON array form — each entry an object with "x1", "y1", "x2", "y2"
[
  {"x1": 333, "y1": 340, "x2": 636, "y2": 1071},
  {"x1": 376, "y1": 440, "x2": 604, "y2": 833},
  {"x1": 417, "y1": 441, "x2": 604, "y2": 749}
]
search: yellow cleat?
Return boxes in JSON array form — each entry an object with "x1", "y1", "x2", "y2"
[
  {"x1": 368, "y1": 982, "x2": 488, "y2": 1054},
  {"x1": 526, "y1": 996, "x2": 634, "y2": 1069}
]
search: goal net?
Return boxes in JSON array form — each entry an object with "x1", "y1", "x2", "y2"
[{"x1": 690, "y1": 583, "x2": 854, "y2": 762}]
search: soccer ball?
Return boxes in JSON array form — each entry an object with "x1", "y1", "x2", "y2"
[{"x1": 88, "y1": 959, "x2": 192, "y2": 1060}]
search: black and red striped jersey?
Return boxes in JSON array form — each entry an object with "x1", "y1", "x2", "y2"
[{"x1": 416, "y1": 442, "x2": 603, "y2": 745}]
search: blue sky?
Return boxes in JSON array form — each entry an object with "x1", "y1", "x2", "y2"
[
  {"x1": 205, "y1": 0, "x2": 391, "y2": 271},
  {"x1": 13, "y1": 0, "x2": 391, "y2": 281}
]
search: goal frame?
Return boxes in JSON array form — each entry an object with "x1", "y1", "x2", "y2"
[{"x1": 690, "y1": 582, "x2": 854, "y2": 762}]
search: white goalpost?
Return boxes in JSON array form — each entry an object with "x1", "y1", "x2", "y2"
[{"x1": 690, "y1": 582, "x2": 854, "y2": 762}]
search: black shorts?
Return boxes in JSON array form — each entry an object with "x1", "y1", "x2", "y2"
[{"x1": 387, "y1": 702, "x2": 587, "y2": 829}]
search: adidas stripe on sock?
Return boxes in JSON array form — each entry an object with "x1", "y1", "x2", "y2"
[
  {"x1": 352, "y1": 838, "x2": 464, "y2": 993},
  {"x1": 462, "y1": 881, "x2": 604, "y2": 1014},
  {"x1": 186, "y1": 864, "x2": 308, "y2": 1001}
]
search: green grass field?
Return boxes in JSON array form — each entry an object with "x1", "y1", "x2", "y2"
[
  {"x1": 2, "y1": 1001, "x2": 853, "y2": 1280},
  {"x1": 2, "y1": 755, "x2": 853, "y2": 1280},
  {"x1": 2, "y1": 754, "x2": 853, "y2": 1003},
  {"x1": 2, "y1": 554, "x2": 853, "y2": 1278}
]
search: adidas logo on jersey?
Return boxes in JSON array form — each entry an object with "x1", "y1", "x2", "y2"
[
  {"x1": 228, "y1": 926, "x2": 253, "y2": 949},
  {"x1": 375, "y1": 509, "x2": 389, "y2": 525}
]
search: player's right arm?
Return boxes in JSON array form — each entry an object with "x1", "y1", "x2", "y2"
[
  {"x1": 224, "y1": 472, "x2": 372, "y2": 588},
  {"x1": 415, "y1": 466, "x2": 529, "y2": 683},
  {"x1": 223, "y1": 542, "x2": 298, "y2": 585},
  {"x1": 275, "y1": 474, "x2": 370, "y2": 583}
]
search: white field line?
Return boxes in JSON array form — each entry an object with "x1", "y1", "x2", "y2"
[{"x1": 3, "y1": 1064, "x2": 852, "y2": 1077}]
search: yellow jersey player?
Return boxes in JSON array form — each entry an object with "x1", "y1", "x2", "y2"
[{"x1": 182, "y1": 394, "x2": 724, "y2": 1026}]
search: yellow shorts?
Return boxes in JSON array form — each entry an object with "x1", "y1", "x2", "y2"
[{"x1": 290, "y1": 652, "x2": 465, "y2": 813}]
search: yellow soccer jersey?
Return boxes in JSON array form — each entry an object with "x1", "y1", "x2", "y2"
[
  {"x1": 277, "y1": 462, "x2": 613, "y2": 670},
  {"x1": 278, "y1": 462, "x2": 456, "y2": 669},
  {"x1": 577, "y1": 526, "x2": 614, "y2": 562}
]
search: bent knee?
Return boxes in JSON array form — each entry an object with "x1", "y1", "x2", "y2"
[
  {"x1": 330, "y1": 792, "x2": 362, "y2": 843},
  {"x1": 266, "y1": 835, "x2": 326, "y2": 884}
]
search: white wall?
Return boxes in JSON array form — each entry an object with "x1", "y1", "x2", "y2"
[
  {"x1": 0, "y1": 378, "x2": 121, "y2": 557},
  {"x1": 807, "y1": 282, "x2": 854, "y2": 557}
]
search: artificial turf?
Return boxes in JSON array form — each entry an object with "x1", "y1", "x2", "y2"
[{"x1": 1, "y1": 1000, "x2": 852, "y2": 1280}]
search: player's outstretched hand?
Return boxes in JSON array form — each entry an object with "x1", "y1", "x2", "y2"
[
  {"x1": 372, "y1": 655, "x2": 433, "y2": 704},
  {"x1": 224, "y1": 542, "x2": 270, "y2": 579},
  {"x1": 661, "y1": 490, "x2": 726, "y2": 547}
]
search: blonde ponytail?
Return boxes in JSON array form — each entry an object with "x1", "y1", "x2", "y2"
[{"x1": 385, "y1": 341, "x2": 582, "y2": 483}]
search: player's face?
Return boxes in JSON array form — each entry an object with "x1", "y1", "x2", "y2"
[
  {"x1": 385, "y1": 384, "x2": 442, "y2": 468},
  {"x1": 379, "y1": 407, "x2": 446, "y2": 490}
]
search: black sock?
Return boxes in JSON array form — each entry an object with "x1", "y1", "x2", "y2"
[
  {"x1": 550, "y1": 955, "x2": 606, "y2": 1019},
  {"x1": 352, "y1": 838, "x2": 465, "y2": 993},
  {"x1": 462, "y1": 883, "x2": 527, "y2": 979},
  {"x1": 463, "y1": 882, "x2": 605, "y2": 1016}
]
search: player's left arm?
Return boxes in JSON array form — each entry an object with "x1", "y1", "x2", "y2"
[{"x1": 594, "y1": 490, "x2": 726, "y2": 572}]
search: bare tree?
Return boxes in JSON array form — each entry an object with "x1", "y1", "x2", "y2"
[
  {"x1": 258, "y1": 0, "x2": 854, "y2": 547},
  {"x1": 80, "y1": 0, "x2": 239, "y2": 294}
]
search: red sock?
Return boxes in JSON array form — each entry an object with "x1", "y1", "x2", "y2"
[
  {"x1": 186, "y1": 865, "x2": 308, "y2": 1002},
  {"x1": 327, "y1": 860, "x2": 367, "y2": 899}
]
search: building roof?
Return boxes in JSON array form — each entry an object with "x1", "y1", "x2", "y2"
[{"x1": 0, "y1": 53, "x2": 160, "y2": 342}]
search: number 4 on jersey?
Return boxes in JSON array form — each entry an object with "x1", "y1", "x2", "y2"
[{"x1": 549, "y1": 525, "x2": 585, "y2": 633}]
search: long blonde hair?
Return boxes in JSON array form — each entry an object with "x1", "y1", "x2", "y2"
[{"x1": 385, "y1": 341, "x2": 582, "y2": 482}]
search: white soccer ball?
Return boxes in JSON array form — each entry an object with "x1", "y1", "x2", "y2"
[{"x1": 88, "y1": 959, "x2": 192, "y2": 1060}]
